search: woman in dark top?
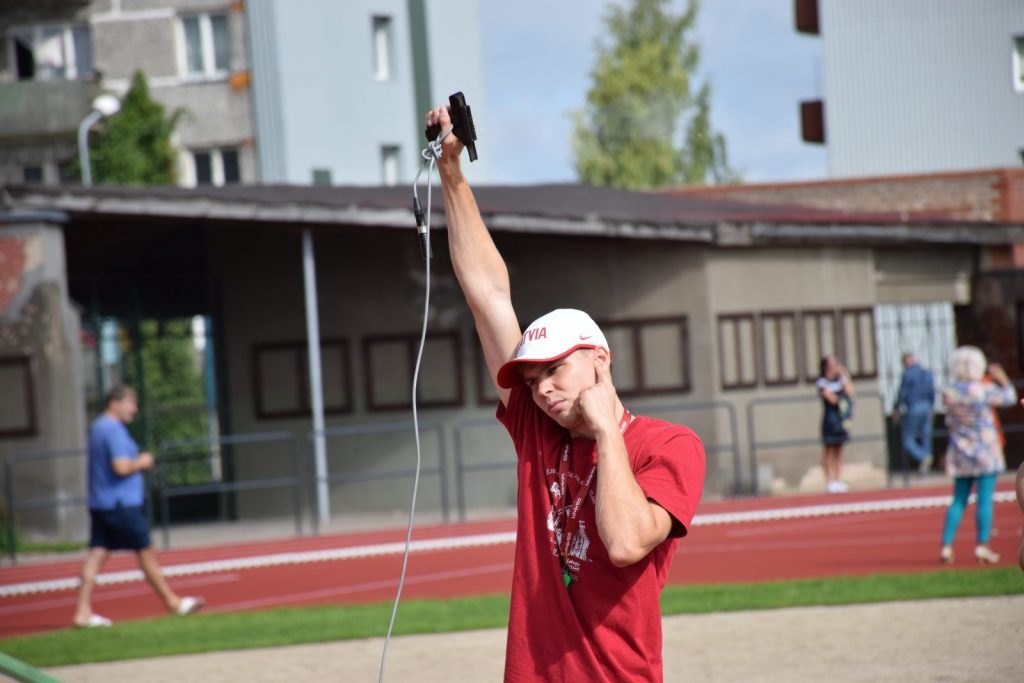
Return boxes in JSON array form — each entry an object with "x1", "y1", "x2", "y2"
[{"x1": 817, "y1": 355, "x2": 855, "y2": 493}]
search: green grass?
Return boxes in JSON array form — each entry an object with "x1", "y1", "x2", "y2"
[{"x1": 2, "y1": 567, "x2": 1021, "y2": 669}]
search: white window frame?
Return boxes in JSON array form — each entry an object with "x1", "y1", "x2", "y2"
[
  {"x1": 372, "y1": 15, "x2": 393, "y2": 81},
  {"x1": 181, "y1": 147, "x2": 240, "y2": 187},
  {"x1": 381, "y1": 145, "x2": 401, "y2": 186},
  {"x1": 1014, "y1": 35, "x2": 1024, "y2": 93},
  {"x1": 176, "y1": 12, "x2": 230, "y2": 80},
  {"x1": 6, "y1": 23, "x2": 88, "y2": 81}
]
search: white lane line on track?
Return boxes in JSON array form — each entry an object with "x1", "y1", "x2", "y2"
[
  {"x1": 0, "y1": 573, "x2": 240, "y2": 617},
  {"x1": 2, "y1": 492, "x2": 1014, "y2": 598},
  {"x1": 0, "y1": 532, "x2": 517, "y2": 598}
]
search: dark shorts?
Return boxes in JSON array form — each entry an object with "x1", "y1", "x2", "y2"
[{"x1": 89, "y1": 505, "x2": 152, "y2": 551}]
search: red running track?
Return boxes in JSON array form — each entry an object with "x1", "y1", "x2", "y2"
[{"x1": 2, "y1": 481, "x2": 1021, "y2": 639}]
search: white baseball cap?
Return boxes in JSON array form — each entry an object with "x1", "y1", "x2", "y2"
[{"x1": 496, "y1": 308, "x2": 610, "y2": 388}]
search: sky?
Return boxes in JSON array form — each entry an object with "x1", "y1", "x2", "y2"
[{"x1": 476, "y1": 0, "x2": 828, "y2": 185}]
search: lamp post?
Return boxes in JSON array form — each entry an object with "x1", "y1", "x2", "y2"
[{"x1": 77, "y1": 93, "x2": 120, "y2": 187}]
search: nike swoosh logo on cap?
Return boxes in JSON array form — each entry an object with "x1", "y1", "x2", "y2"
[{"x1": 580, "y1": 335, "x2": 593, "y2": 340}]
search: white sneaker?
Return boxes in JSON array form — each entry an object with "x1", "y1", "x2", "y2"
[{"x1": 826, "y1": 481, "x2": 849, "y2": 494}]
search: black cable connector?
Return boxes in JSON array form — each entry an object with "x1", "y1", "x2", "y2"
[{"x1": 413, "y1": 196, "x2": 431, "y2": 260}]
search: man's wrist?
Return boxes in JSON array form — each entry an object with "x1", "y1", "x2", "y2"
[{"x1": 437, "y1": 157, "x2": 464, "y2": 183}]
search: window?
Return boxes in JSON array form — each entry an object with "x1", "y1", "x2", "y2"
[
  {"x1": 22, "y1": 166, "x2": 44, "y2": 184},
  {"x1": 188, "y1": 148, "x2": 240, "y2": 186},
  {"x1": 179, "y1": 13, "x2": 231, "y2": 78},
  {"x1": 58, "y1": 159, "x2": 77, "y2": 185},
  {"x1": 801, "y1": 309, "x2": 838, "y2": 381},
  {"x1": 381, "y1": 145, "x2": 400, "y2": 186},
  {"x1": 759, "y1": 312, "x2": 800, "y2": 386},
  {"x1": 603, "y1": 316, "x2": 691, "y2": 396},
  {"x1": 372, "y1": 16, "x2": 393, "y2": 80},
  {"x1": 312, "y1": 168, "x2": 332, "y2": 186},
  {"x1": 473, "y1": 316, "x2": 692, "y2": 403},
  {"x1": 0, "y1": 355, "x2": 37, "y2": 437},
  {"x1": 364, "y1": 332, "x2": 463, "y2": 410},
  {"x1": 875, "y1": 303, "x2": 956, "y2": 415},
  {"x1": 1014, "y1": 35, "x2": 1024, "y2": 93},
  {"x1": 838, "y1": 307, "x2": 877, "y2": 379},
  {"x1": 9, "y1": 23, "x2": 93, "y2": 81},
  {"x1": 718, "y1": 314, "x2": 759, "y2": 390},
  {"x1": 252, "y1": 340, "x2": 353, "y2": 419}
]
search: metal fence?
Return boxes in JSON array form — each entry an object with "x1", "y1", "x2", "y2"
[
  {"x1": 4, "y1": 448, "x2": 88, "y2": 564},
  {"x1": 746, "y1": 391, "x2": 889, "y2": 494},
  {"x1": 4, "y1": 431, "x2": 306, "y2": 563},
  {"x1": 316, "y1": 419, "x2": 450, "y2": 526},
  {"x1": 154, "y1": 430, "x2": 305, "y2": 548},
  {"x1": 10, "y1": 390, "x2": 1018, "y2": 562}
]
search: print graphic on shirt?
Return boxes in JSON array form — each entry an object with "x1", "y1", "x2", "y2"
[{"x1": 546, "y1": 474, "x2": 592, "y2": 581}]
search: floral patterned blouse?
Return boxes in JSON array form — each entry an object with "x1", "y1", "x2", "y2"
[{"x1": 942, "y1": 380, "x2": 1017, "y2": 477}]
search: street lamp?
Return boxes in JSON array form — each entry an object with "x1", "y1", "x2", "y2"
[{"x1": 77, "y1": 93, "x2": 120, "y2": 187}]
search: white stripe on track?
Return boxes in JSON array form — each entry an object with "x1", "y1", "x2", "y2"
[{"x1": 1, "y1": 492, "x2": 1014, "y2": 598}]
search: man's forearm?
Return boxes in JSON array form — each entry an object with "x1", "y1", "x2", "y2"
[{"x1": 439, "y1": 161, "x2": 511, "y2": 312}]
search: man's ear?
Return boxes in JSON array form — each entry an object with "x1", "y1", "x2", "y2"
[{"x1": 593, "y1": 346, "x2": 613, "y2": 374}]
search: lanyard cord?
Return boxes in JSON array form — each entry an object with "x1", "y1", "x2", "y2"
[
  {"x1": 378, "y1": 132, "x2": 448, "y2": 683},
  {"x1": 557, "y1": 409, "x2": 633, "y2": 585}
]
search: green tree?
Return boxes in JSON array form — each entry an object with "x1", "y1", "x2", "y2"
[
  {"x1": 572, "y1": 0, "x2": 738, "y2": 189},
  {"x1": 89, "y1": 70, "x2": 183, "y2": 185},
  {"x1": 124, "y1": 319, "x2": 211, "y2": 485}
]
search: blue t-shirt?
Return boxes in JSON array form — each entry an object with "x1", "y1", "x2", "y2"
[{"x1": 87, "y1": 414, "x2": 144, "y2": 509}]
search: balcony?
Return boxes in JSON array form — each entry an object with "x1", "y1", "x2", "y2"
[
  {"x1": 0, "y1": 1, "x2": 90, "y2": 25},
  {"x1": 0, "y1": 79, "x2": 102, "y2": 141}
]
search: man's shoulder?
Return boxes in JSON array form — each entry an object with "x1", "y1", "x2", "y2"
[
  {"x1": 90, "y1": 415, "x2": 127, "y2": 441},
  {"x1": 91, "y1": 414, "x2": 115, "y2": 431},
  {"x1": 633, "y1": 416, "x2": 702, "y2": 447}
]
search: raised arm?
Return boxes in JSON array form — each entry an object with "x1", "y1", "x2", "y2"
[{"x1": 427, "y1": 105, "x2": 521, "y2": 406}]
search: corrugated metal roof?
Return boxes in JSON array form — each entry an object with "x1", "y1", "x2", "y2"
[{"x1": 3, "y1": 182, "x2": 1023, "y2": 246}]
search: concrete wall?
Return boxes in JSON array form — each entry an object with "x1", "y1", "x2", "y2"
[
  {"x1": 704, "y1": 248, "x2": 886, "y2": 491},
  {"x1": 0, "y1": 220, "x2": 87, "y2": 542},
  {"x1": 207, "y1": 229, "x2": 981, "y2": 518}
]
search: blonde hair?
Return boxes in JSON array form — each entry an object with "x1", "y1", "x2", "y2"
[{"x1": 949, "y1": 346, "x2": 986, "y2": 382}]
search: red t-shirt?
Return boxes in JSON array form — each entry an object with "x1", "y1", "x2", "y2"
[{"x1": 497, "y1": 384, "x2": 706, "y2": 682}]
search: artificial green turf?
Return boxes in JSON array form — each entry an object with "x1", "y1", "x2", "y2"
[{"x1": 2, "y1": 567, "x2": 1020, "y2": 668}]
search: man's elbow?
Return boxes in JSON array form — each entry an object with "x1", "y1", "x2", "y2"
[{"x1": 606, "y1": 540, "x2": 653, "y2": 568}]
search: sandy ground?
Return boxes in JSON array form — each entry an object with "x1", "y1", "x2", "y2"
[{"x1": 46, "y1": 595, "x2": 1021, "y2": 682}]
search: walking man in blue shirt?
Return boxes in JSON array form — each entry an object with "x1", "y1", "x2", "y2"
[
  {"x1": 73, "y1": 385, "x2": 203, "y2": 627},
  {"x1": 894, "y1": 352, "x2": 936, "y2": 474}
]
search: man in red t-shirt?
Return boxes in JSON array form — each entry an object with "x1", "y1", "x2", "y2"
[{"x1": 426, "y1": 104, "x2": 706, "y2": 682}]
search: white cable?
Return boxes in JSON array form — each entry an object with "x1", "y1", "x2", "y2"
[{"x1": 379, "y1": 144, "x2": 439, "y2": 683}]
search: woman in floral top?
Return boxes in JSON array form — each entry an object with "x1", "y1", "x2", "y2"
[{"x1": 939, "y1": 346, "x2": 1016, "y2": 564}]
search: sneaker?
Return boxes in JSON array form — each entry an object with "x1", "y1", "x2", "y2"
[
  {"x1": 974, "y1": 545, "x2": 1000, "y2": 564},
  {"x1": 940, "y1": 546, "x2": 954, "y2": 564},
  {"x1": 826, "y1": 481, "x2": 848, "y2": 494},
  {"x1": 918, "y1": 456, "x2": 933, "y2": 474},
  {"x1": 74, "y1": 614, "x2": 112, "y2": 628},
  {"x1": 176, "y1": 596, "x2": 205, "y2": 616}
]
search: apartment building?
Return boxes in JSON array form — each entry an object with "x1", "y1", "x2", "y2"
[
  {"x1": 0, "y1": 0, "x2": 486, "y2": 188},
  {"x1": 796, "y1": 0, "x2": 1024, "y2": 178}
]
